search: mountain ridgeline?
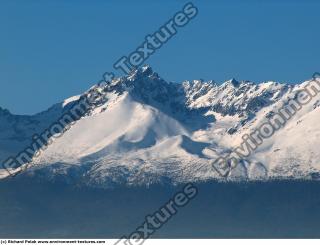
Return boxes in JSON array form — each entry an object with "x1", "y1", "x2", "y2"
[{"x1": 1, "y1": 66, "x2": 320, "y2": 187}]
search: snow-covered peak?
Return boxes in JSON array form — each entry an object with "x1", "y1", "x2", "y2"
[
  {"x1": 1, "y1": 67, "x2": 319, "y2": 187},
  {"x1": 225, "y1": 78, "x2": 240, "y2": 87}
]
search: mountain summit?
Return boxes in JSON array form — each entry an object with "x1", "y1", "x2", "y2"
[{"x1": 1, "y1": 66, "x2": 320, "y2": 186}]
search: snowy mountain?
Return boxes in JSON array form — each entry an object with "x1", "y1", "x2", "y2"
[{"x1": 1, "y1": 65, "x2": 320, "y2": 186}]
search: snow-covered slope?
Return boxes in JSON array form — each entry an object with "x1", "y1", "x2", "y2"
[
  {"x1": 0, "y1": 97, "x2": 80, "y2": 164},
  {"x1": 1, "y1": 66, "x2": 320, "y2": 186}
]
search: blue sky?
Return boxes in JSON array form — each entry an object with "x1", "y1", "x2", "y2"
[{"x1": 0, "y1": 0, "x2": 319, "y2": 115}]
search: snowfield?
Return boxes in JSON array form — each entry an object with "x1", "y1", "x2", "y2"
[{"x1": 1, "y1": 65, "x2": 320, "y2": 187}]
